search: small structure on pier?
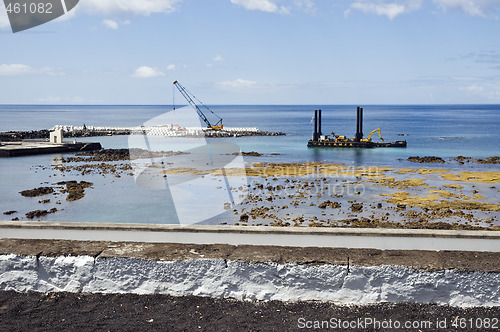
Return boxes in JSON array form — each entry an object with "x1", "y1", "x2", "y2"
[{"x1": 49, "y1": 128, "x2": 64, "y2": 144}]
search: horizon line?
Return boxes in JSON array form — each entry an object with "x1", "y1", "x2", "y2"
[{"x1": 1, "y1": 103, "x2": 500, "y2": 107}]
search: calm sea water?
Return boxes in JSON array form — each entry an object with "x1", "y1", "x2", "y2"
[
  {"x1": 1, "y1": 104, "x2": 499, "y2": 165},
  {"x1": 1, "y1": 105, "x2": 499, "y2": 224}
]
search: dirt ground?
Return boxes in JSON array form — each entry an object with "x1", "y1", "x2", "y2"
[{"x1": 0, "y1": 291, "x2": 498, "y2": 332}]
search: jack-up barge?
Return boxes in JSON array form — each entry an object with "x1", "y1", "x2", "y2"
[{"x1": 307, "y1": 107, "x2": 406, "y2": 148}]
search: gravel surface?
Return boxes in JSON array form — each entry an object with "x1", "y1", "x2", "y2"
[{"x1": 1, "y1": 291, "x2": 499, "y2": 331}]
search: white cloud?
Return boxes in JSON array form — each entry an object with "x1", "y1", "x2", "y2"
[
  {"x1": 102, "y1": 19, "x2": 119, "y2": 30},
  {"x1": 451, "y1": 51, "x2": 500, "y2": 70},
  {"x1": 293, "y1": 0, "x2": 315, "y2": 13},
  {"x1": 80, "y1": 0, "x2": 181, "y2": 15},
  {"x1": 166, "y1": 64, "x2": 176, "y2": 70},
  {"x1": 54, "y1": 4, "x2": 77, "y2": 22},
  {"x1": 38, "y1": 96, "x2": 63, "y2": 103},
  {"x1": 0, "y1": 64, "x2": 32, "y2": 75},
  {"x1": 0, "y1": 64, "x2": 64, "y2": 76},
  {"x1": 213, "y1": 55, "x2": 224, "y2": 62},
  {"x1": 132, "y1": 66, "x2": 165, "y2": 78},
  {"x1": 456, "y1": 80, "x2": 500, "y2": 100},
  {"x1": 461, "y1": 84, "x2": 484, "y2": 93},
  {"x1": 451, "y1": 76, "x2": 481, "y2": 81},
  {"x1": 230, "y1": 0, "x2": 290, "y2": 14},
  {"x1": 220, "y1": 78, "x2": 257, "y2": 88},
  {"x1": 346, "y1": 0, "x2": 422, "y2": 20},
  {"x1": 433, "y1": 0, "x2": 500, "y2": 17},
  {"x1": 38, "y1": 66, "x2": 65, "y2": 75}
]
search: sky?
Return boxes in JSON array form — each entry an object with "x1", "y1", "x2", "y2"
[{"x1": 1, "y1": 0, "x2": 500, "y2": 105}]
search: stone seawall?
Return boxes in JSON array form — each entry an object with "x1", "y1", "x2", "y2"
[{"x1": 1, "y1": 239, "x2": 499, "y2": 307}]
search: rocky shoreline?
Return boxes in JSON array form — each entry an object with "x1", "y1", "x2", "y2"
[
  {"x1": 0, "y1": 130, "x2": 51, "y2": 142},
  {"x1": 14, "y1": 181, "x2": 94, "y2": 220},
  {"x1": 63, "y1": 148, "x2": 189, "y2": 162},
  {"x1": 3, "y1": 150, "x2": 499, "y2": 230},
  {"x1": 407, "y1": 155, "x2": 500, "y2": 164},
  {"x1": 159, "y1": 159, "x2": 499, "y2": 230},
  {"x1": 0, "y1": 129, "x2": 130, "y2": 142}
]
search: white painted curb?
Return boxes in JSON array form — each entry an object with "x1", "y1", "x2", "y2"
[{"x1": 1, "y1": 254, "x2": 498, "y2": 307}]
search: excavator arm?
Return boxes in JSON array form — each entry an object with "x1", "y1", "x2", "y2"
[{"x1": 366, "y1": 128, "x2": 384, "y2": 142}]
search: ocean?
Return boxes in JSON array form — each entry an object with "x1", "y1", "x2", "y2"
[
  {"x1": 1, "y1": 104, "x2": 499, "y2": 224},
  {"x1": 1, "y1": 104, "x2": 499, "y2": 164}
]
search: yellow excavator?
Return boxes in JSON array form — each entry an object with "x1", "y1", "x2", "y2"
[
  {"x1": 328, "y1": 128, "x2": 383, "y2": 143},
  {"x1": 361, "y1": 128, "x2": 384, "y2": 142}
]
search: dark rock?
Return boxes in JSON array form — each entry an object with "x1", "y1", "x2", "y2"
[
  {"x1": 3, "y1": 210, "x2": 17, "y2": 215},
  {"x1": 57, "y1": 181, "x2": 93, "y2": 201},
  {"x1": 407, "y1": 156, "x2": 445, "y2": 163},
  {"x1": 456, "y1": 156, "x2": 471, "y2": 162},
  {"x1": 19, "y1": 187, "x2": 54, "y2": 197},
  {"x1": 239, "y1": 151, "x2": 262, "y2": 157},
  {"x1": 63, "y1": 149, "x2": 188, "y2": 163},
  {"x1": 350, "y1": 203, "x2": 363, "y2": 213},
  {"x1": 0, "y1": 129, "x2": 50, "y2": 141},
  {"x1": 318, "y1": 200, "x2": 341, "y2": 209},
  {"x1": 25, "y1": 208, "x2": 58, "y2": 219},
  {"x1": 474, "y1": 157, "x2": 500, "y2": 164}
]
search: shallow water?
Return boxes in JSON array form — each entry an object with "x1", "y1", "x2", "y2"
[{"x1": 1, "y1": 105, "x2": 499, "y2": 225}]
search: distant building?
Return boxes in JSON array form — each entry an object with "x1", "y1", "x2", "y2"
[{"x1": 49, "y1": 128, "x2": 63, "y2": 144}]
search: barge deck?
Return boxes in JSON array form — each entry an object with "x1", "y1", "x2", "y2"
[{"x1": 307, "y1": 108, "x2": 406, "y2": 149}]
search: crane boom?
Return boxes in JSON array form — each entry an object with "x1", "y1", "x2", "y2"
[{"x1": 173, "y1": 80, "x2": 223, "y2": 130}]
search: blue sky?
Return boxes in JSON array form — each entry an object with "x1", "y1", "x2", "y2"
[{"x1": 1, "y1": 0, "x2": 500, "y2": 104}]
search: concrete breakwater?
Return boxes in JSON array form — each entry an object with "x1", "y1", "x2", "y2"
[
  {"x1": 51, "y1": 125, "x2": 286, "y2": 138},
  {"x1": 0, "y1": 126, "x2": 285, "y2": 141}
]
